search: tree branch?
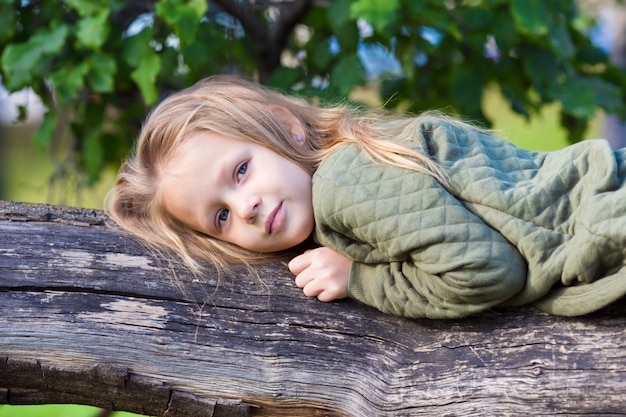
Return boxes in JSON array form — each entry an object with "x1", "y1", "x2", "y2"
[
  {"x1": 2, "y1": 201, "x2": 626, "y2": 417},
  {"x1": 212, "y1": 0, "x2": 268, "y2": 40},
  {"x1": 211, "y1": 0, "x2": 314, "y2": 82},
  {"x1": 270, "y1": 0, "x2": 313, "y2": 47}
]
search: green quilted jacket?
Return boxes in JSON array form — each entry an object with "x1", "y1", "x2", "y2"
[{"x1": 312, "y1": 117, "x2": 626, "y2": 319}]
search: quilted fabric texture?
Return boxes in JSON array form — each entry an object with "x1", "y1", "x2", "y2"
[{"x1": 312, "y1": 117, "x2": 626, "y2": 319}]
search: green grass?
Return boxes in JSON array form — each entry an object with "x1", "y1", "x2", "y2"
[
  {"x1": 0, "y1": 124, "x2": 117, "y2": 209},
  {"x1": 0, "y1": 404, "x2": 95, "y2": 417},
  {"x1": 483, "y1": 86, "x2": 600, "y2": 150},
  {"x1": 0, "y1": 405, "x2": 137, "y2": 417}
]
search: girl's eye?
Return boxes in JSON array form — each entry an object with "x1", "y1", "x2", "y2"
[
  {"x1": 236, "y1": 162, "x2": 248, "y2": 181},
  {"x1": 217, "y1": 209, "x2": 229, "y2": 226}
]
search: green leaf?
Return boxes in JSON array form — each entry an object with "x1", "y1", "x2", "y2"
[
  {"x1": 560, "y1": 111, "x2": 588, "y2": 143},
  {"x1": 155, "y1": 0, "x2": 205, "y2": 46},
  {"x1": 425, "y1": 11, "x2": 459, "y2": 39},
  {"x1": 76, "y1": 10, "x2": 110, "y2": 50},
  {"x1": 328, "y1": 0, "x2": 351, "y2": 32},
  {"x1": 1, "y1": 44, "x2": 38, "y2": 88},
  {"x1": 333, "y1": 22, "x2": 359, "y2": 53},
  {"x1": 491, "y1": 16, "x2": 520, "y2": 52},
  {"x1": 550, "y1": 76, "x2": 598, "y2": 119},
  {"x1": 311, "y1": 40, "x2": 332, "y2": 69},
  {"x1": 330, "y1": 55, "x2": 363, "y2": 96},
  {"x1": 1, "y1": 24, "x2": 70, "y2": 89},
  {"x1": 0, "y1": 3, "x2": 15, "y2": 44},
  {"x1": 501, "y1": 85, "x2": 533, "y2": 119},
  {"x1": 108, "y1": 0, "x2": 126, "y2": 12},
  {"x1": 32, "y1": 111, "x2": 56, "y2": 148},
  {"x1": 350, "y1": 0, "x2": 399, "y2": 33},
  {"x1": 87, "y1": 53, "x2": 117, "y2": 92},
  {"x1": 451, "y1": 67, "x2": 483, "y2": 116},
  {"x1": 131, "y1": 52, "x2": 161, "y2": 104},
  {"x1": 17, "y1": 105, "x2": 27, "y2": 123},
  {"x1": 49, "y1": 62, "x2": 89, "y2": 104},
  {"x1": 576, "y1": 45, "x2": 610, "y2": 65},
  {"x1": 587, "y1": 77, "x2": 623, "y2": 114},
  {"x1": 63, "y1": 0, "x2": 105, "y2": 16},
  {"x1": 188, "y1": 0, "x2": 208, "y2": 19},
  {"x1": 161, "y1": 45, "x2": 182, "y2": 77},
  {"x1": 511, "y1": 0, "x2": 549, "y2": 36},
  {"x1": 122, "y1": 27, "x2": 155, "y2": 67},
  {"x1": 462, "y1": 7, "x2": 492, "y2": 30},
  {"x1": 547, "y1": 20, "x2": 574, "y2": 58},
  {"x1": 30, "y1": 24, "x2": 70, "y2": 54},
  {"x1": 266, "y1": 67, "x2": 302, "y2": 90},
  {"x1": 404, "y1": 0, "x2": 428, "y2": 21},
  {"x1": 522, "y1": 46, "x2": 562, "y2": 96}
]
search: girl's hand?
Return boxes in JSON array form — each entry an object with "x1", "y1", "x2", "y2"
[{"x1": 288, "y1": 247, "x2": 351, "y2": 302}]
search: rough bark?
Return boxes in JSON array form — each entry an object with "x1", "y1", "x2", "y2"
[{"x1": 1, "y1": 200, "x2": 626, "y2": 417}]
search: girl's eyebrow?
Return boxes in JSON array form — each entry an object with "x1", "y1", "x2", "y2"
[
  {"x1": 217, "y1": 150, "x2": 245, "y2": 186},
  {"x1": 215, "y1": 158, "x2": 230, "y2": 185}
]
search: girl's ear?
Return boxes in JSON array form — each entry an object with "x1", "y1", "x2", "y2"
[{"x1": 270, "y1": 105, "x2": 306, "y2": 144}]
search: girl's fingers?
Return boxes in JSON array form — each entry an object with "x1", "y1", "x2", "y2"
[
  {"x1": 289, "y1": 247, "x2": 350, "y2": 301},
  {"x1": 315, "y1": 290, "x2": 334, "y2": 303},
  {"x1": 294, "y1": 271, "x2": 313, "y2": 289},
  {"x1": 288, "y1": 252, "x2": 310, "y2": 275},
  {"x1": 302, "y1": 279, "x2": 323, "y2": 298}
]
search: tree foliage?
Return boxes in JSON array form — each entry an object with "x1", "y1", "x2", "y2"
[{"x1": 1, "y1": 0, "x2": 624, "y2": 183}]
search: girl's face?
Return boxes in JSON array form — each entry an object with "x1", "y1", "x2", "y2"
[{"x1": 161, "y1": 131, "x2": 315, "y2": 253}]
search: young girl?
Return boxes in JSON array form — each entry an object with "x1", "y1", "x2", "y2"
[{"x1": 106, "y1": 75, "x2": 626, "y2": 319}]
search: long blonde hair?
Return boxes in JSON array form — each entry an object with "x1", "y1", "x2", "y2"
[{"x1": 105, "y1": 75, "x2": 451, "y2": 274}]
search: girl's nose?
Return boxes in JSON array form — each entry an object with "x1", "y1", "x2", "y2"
[{"x1": 235, "y1": 194, "x2": 260, "y2": 224}]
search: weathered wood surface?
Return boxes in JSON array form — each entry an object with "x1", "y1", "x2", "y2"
[{"x1": 1, "y1": 200, "x2": 626, "y2": 417}]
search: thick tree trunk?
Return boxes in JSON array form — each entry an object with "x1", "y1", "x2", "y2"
[{"x1": 1, "y1": 201, "x2": 625, "y2": 417}]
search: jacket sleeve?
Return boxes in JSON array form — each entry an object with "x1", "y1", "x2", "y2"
[
  {"x1": 348, "y1": 228, "x2": 528, "y2": 319},
  {"x1": 313, "y1": 153, "x2": 527, "y2": 319}
]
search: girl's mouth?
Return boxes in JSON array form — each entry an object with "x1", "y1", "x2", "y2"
[{"x1": 266, "y1": 202, "x2": 284, "y2": 235}]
